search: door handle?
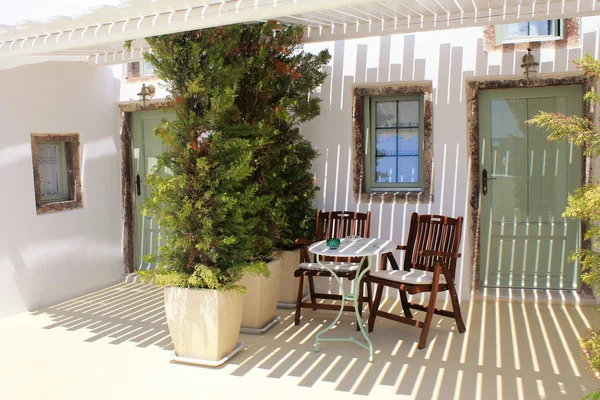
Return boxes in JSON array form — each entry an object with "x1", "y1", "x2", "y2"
[
  {"x1": 135, "y1": 175, "x2": 141, "y2": 196},
  {"x1": 482, "y1": 169, "x2": 496, "y2": 195}
]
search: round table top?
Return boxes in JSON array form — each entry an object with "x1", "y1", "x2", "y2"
[{"x1": 309, "y1": 237, "x2": 396, "y2": 257}]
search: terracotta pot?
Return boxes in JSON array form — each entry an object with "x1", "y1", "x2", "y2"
[
  {"x1": 240, "y1": 258, "x2": 281, "y2": 330},
  {"x1": 164, "y1": 287, "x2": 242, "y2": 362}
]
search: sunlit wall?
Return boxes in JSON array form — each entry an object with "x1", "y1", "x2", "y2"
[
  {"x1": 300, "y1": 17, "x2": 600, "y2": 301},
  {"x1": 0, "y1": 61, "x2": 123, "y2": 318}
]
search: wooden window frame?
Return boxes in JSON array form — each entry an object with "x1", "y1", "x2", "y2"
[
  {"x1": 495, "y1": 19, "x2": 564, "y2": 45},
  {"x1": 31, "y1": 133, "x2": 83, "y2": 214},
  {"x1": 139, "y1": 60, "x2": 155, "y2": 77},
  {"x1": 365, "y1": 94, "x2": 425, "y2": 192},
  {"x1": 352, "y1": 84, "x2": 433, "y2": 204},
  {"x1": 37, "y1": 141, "x2": 69, "y2": 203}
]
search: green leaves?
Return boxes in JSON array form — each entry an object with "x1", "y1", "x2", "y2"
[
  {"x1": 527, "y1": 112, "x2": 598, "y2": 156},
  {"x1": 528, "y1": 55, "x2": 600, "y2": 369},
  {"x1": 139, "y1": 23, "x2": 329, "y2": 289}
]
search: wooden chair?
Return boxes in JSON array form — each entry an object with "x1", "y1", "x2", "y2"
[
  {"x1": 294, "y1": 211, "x2": 372, "y2": 328},
  {"x1": 366, "y1": 213, "x2": 465, "y2": 349}
]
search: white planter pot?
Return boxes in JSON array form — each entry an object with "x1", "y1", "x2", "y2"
[
  {"x1": 164, "y1": 287, "x2": 243, "y2": 365},
  {"x1": 240, "y1": 258, "x2": 281, "y2": 332},
  {"x1": 276, "y1": 248, "x2": 306, "y2": 306}
]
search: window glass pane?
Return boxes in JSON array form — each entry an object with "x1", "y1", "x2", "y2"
[
  {"x1": 529, "y1": 20, "x2": 551, "y2": 36},
  {"x1": 375, "y1": 101, "x2": 397, "y2": 128},
  {"x1": 38, "y1": 144, "x2": 61, "y2": 196},
  {"x1": 376, "y1": 129, "x2": 396, "y2": 156},
  {"x1": 505, "y1": 23, "x2": 528, "y2": 36},
  {"x1": 142, "y1": 60, "x2": 155, "y2": 76},
  {"x1": 505, "y1": 20, "x2": 554, "y2": 38},
  {"x1": 398, "y1": 156, "x2": 419, "y2": 183},
  {"x1": 399, "y1": 128, "x2": 419, "y2": 183},
  {"x1": 398, "y1": 128, "x2": 419, "y2": 155},
  {"x1": 397, "y1": 100, "x2": 419, "y2": 127},
  {"x1": 370, "y1": 96, "x2": 422, "y2": 188},
  {"x1": 376, "y1": 156, "x2": 396, "y2": 183}
]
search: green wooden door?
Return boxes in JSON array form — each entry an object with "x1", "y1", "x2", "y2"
[
  {"x1": 479, "y1": 85, "x2": 582, "y2": 289},
  {"x1": 132, "y1": 110, "x2": 174, "y2": 270}
]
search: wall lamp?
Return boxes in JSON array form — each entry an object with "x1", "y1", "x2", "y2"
[
  {"x1": 521, "y1": 48, "x2": 539, "y2": 83},
  {"x1": 137, "y1": 83, "x2": 156, "y2": 108}
]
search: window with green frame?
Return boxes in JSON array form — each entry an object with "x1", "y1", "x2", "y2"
[
  {"x1": 37, "y1": 142, "x2": 69, "y2": 202},
  {"x1": 495, "y1": 19, "x2": 563, "y2": 44},
  {"x1": 365, "y1": 94, "x2": 425, "y2": 192},
  {"x1": 140, "y1": 60, "x2": 155, "y2": 77}
]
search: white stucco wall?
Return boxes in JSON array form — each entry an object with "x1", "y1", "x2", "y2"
[
  {"x1": 0, "y1": 61, "x2": 123, "y2": 318},
  {"x1": 300, "y1": 17, "x2": 600, "y2": 301}
]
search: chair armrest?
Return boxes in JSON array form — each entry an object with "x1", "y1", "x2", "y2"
[
  {"x1": 419, "y1": 249, "x2": 461, "y2": 259},
  {"x1": 397, "y1": 245, "x2": 408, "y2": 251},
  {"x1": 294, "y1": 238, "x2": 315, "y2": 246},
  {"x1": 379, "y1": 249, "x2": 401, "y2": 271}
]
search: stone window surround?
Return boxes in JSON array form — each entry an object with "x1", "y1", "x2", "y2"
[
  {"x1": 484, "y1": 18, "x2": 580, "y2": 53},
  {"x1": 353, "y1": 83, "x2": 434, "y2": 204},
  {"x1": 31, "y1": 133, "x2": 83, "y2": 215},
  {"x1": 466, "y1": 75, "x2": 594, "y2": 294}
]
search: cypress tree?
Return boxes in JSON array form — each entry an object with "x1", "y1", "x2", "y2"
[{"x1": 140, "y1": 23, "x2": 330, "y2": 289}]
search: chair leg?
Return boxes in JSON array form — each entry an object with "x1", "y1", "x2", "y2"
[
  {"x1": 418, "y1": 282, "x2": 440, "y2": 350},
  {"x1": 368, "y1": 284, "x2": 384, "y2": 333},
  {"x1": 399, "y1": 290, "x2": 413, "y2": 319},
  {"x1": 366, "y1": 280, "x2": 373, "y2": 310},
  {"x1": 295, "y1": 275, "x2": 305, "y2": 326},
  {"x1": 308, "y1": 276, "x2": 317, "y2": 310},
  {"x1": 356, "y1": 279, "x2": 364, "y2": 331},
  {"x1": 447, "y1": 282, "x2": 466, "y2": 333}
]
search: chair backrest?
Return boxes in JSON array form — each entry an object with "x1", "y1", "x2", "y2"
[
  {"x1": 315, "y1": 211, "x2": 371, "y2": 263},
  {"x1": 315, "y1": 210, "x2": 371, "y2": 241},
  {"x1": 403, "y1": 213, "x2": 464, "y2": 277}
]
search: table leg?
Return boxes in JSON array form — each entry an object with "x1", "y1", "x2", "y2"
[
  {"x1": 313, "y1": 256, "x2": 375, "y2": 363},
  {"x1": 314, "y1": 262, "x2": 346, "y2": 353},
  {"x1": 353, "y1": 255, "x2": 374, "y2": 362}
]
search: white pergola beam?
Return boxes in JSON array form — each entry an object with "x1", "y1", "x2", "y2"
[
  {"x1": 8, "y1": 0, "x2": 597, "y2": 66},
  {"x1": 305, "y1": 0, "x2": 600, "y2": 42},
  {"x1": 0, "y1": 0, "x2": 380, "y2": 59}
]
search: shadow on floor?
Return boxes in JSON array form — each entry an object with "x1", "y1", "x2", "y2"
[
  {"x1": 32, "y1": 281, "x2": 173, "y2": 350},
  {"x1": 32, "y1": 281, "x2": 599, "y2": 399}
]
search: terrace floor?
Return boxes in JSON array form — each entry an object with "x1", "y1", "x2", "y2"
[{"x1": 0, "y1": 281, "x2": 598, "y2": 400}]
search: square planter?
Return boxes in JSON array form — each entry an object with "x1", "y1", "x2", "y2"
[
  {"x1": 164, "y1": 287, "x2": 243, "y2": 366},
  {"x1": 240, "y1": 258, "x2": 281, "y2": 333},
  {"x1": 276, "y1": 248, "x2": 307, "y2": 308}
]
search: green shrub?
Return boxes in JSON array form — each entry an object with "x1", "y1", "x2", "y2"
[
  {"x1": 527, "y1": 54, "x2": 600, "y2": 293},
  {"x1": 528, "y1": 55, "x2": 600, "y2": 393},
  {"x1": 138, "y1": 23, "x2": 329, "y2": 289}
]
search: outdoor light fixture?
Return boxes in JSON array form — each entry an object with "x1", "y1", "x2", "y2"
[
  {"x1": 137, "y1": 83, "x2": 155, "y2": 108},
  {"x1": 521, "y1": 48, "x2": 539, "y2": 83}
]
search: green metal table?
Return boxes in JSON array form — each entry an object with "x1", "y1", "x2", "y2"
[{"x1": 308, "y1": 238, "x2": 395, "y2": 362}]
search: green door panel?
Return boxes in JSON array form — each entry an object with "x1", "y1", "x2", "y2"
[
  {"x1": 132, "y1": 109, "x2": 175, "y2": 270},
  {"x1": 479, "y1": 85, "x2": 582, "y2": 289}
]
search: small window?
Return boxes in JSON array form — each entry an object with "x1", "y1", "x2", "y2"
[
  {"x1": 31, "y1": 134, "x2": 83, "y2": 214},
  {"x1": 37, "y1": 142, "x2": 68, "y2": 202},
  {"x1": 496, "y1": 19, "x2": 563, "y2": 44},
  {"x1": 365, "y1": 94, "x2": 424, "y2": 192},
  {"x1": 140, "y1": 60, "x2": 155, "y2": 77}
]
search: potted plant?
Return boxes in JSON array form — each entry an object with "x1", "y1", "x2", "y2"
[
  {"x1": 139, "y1": 26, "x2": 275, "y2": 365},
  {"x1": 139, "y1": 23, "x2": 330, "y2": 362},
  {"x1": 225, "y1": 22, "x2": 329, "y2": 323},
  {"x1": 228, "y1": 23, "x2": 328, "y2": 309}
]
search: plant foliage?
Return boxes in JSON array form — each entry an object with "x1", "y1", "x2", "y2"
[
  {"x1": 527, "y1": 54, "x2": 600, "y2": 388},
  {"x1": 138, "y1": 23, "x2": 330, "y2": 289}
]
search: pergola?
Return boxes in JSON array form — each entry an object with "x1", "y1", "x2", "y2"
[{"x1": 0, "y1": 0, "x2": 598, "y2": 68}]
